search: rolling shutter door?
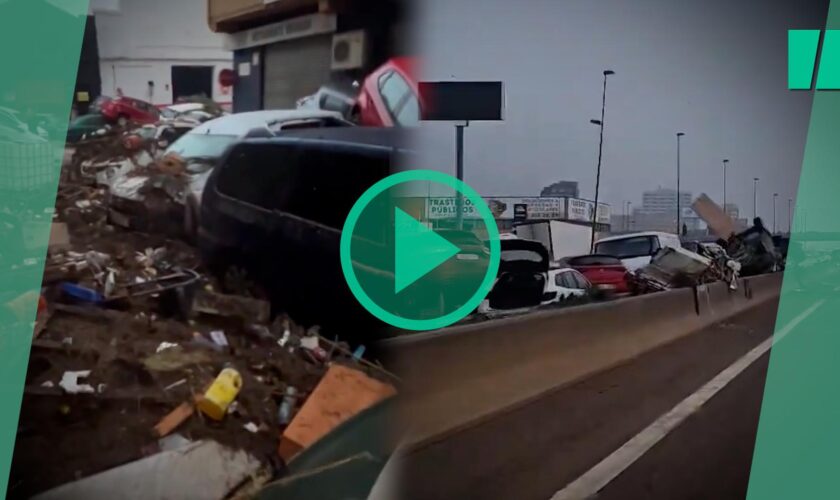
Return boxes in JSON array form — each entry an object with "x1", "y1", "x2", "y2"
[{"x1": 263, "y1": 35, "x2": 333, "y2": 109}]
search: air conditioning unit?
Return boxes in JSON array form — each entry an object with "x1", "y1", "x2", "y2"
[{"x1": 331, "y1": 30, "x2": 366, "y2": 71}]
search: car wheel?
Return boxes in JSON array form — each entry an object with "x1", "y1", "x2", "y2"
[{"x1": 117, "y1": 115, "x2": 129, "y2": 127}]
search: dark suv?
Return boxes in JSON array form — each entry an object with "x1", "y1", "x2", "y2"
[{"x1": 198, "y1": 127, "x2": 412, "y2": 333}]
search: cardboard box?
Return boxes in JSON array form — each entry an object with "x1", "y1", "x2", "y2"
[{"x1": 278, "y1": 364, "x2": 396, "y2": 461}]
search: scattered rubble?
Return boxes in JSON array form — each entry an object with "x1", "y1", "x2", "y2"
[
  {"x1": 630, "y1": 194, "x2": 783, "y2": 295},
  {"x1": 692, "y1": 194, "x2": 783, "y2": 276},
  {"x1": 11, "y1": 134, "x2": 398, "y2": 499}
]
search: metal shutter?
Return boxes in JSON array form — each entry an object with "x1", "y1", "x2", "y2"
[{"x1": 263, "y1": 35, "x2": 333, "y2": 109}]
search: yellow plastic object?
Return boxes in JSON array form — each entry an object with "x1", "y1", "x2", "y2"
[{"x1": 197, "y1": 368, "x2": 242, "y2": 421}]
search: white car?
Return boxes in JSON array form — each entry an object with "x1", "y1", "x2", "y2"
[
  {"x1": 108, "y1": 109, "x2": 353, "y2": 239},
  {"x1": 542, "y1": 267, "x2": 592, "y2": 305},
  {"x1": 593, "y1": 231, "x2": 683, "y2": 272}
]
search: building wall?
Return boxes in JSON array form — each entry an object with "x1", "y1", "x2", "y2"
[
  {"x1": 99, "y1": 60, "x2": 234, "y2": 106},
  {"x1": 91, "y1": 0, "x2": 233, "y2": 106},
  {"x1": 229, "y1": 1, "x2": 406, "y2": 112}
]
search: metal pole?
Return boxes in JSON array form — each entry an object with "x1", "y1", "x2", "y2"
[
  {"x1": 753, "y1": 178, "x2": 759, "y2": 220},
  {"x1": 788, "y1": 198, "x2": 792, "y2": 233},
  {"x1": 590, "y1": 73, "x2": 610, "y2": 252},
  {"x1": 773, "y1": 193, "x2": 778, "y2": 234},
  {"x1": 676, "y1": 133, "x2": 684, "y2": 235},
  {"x1": 722, "y1": 159, "x2": 729, "y2": 211},
  {"x1": 455, "y1": 123, "x2": 466, "y2": 229}
]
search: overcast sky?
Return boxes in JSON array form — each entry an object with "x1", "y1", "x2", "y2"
[{"x1": 411, "y1": 0, "x2": 828, "y2": 225}]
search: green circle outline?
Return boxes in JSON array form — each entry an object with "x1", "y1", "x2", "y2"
[{"x1": 340, "y1": 169, "x2": 501, "y2": 331}]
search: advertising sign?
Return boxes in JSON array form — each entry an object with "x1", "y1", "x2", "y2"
[
  {"x1": 426, "y1": 197, "x2": 566, "y2": 220},
  {"x1": 566, "y1": 198, "x2": 611, "y2": 224}
]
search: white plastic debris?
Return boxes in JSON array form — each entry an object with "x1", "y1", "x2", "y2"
[
  {"x1": 243, "y1": 422, "x2": 259, "y2": 434},
  {"x1": 41, "y1": 381, "x2": 55, "y2": 388},
  {"x1": 163, "y1": 378, "x2": 187, "y2": 391},
  {"x1": 104, "y1": 270, "x2": 116, "y2": 297},
  {"x1": 156, "y1": 342, "x2": 179, "y2": 353},
  {"x1": 59, "y1": 370, "x2": 95, "y2": 394},
  {"x1": 278, "y1": 329, "x2": 291, "y2": 348},
  {"x1": 300, "y1": 336, "x2": 319, "y2": 351},
  {"x1": 209, "y1": 330, "x2": 228, "y2": 347}
]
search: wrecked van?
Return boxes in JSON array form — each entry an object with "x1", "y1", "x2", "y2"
[
  {"x1": 593, "y1": 231, "x2": 682, "y2": 272},
  {"x1": 198, "y1": 127, "x2": 412, "y2": 334}
]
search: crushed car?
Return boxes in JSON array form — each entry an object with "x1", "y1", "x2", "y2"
[
  {"x1": 103, "y1": 109, "x2": 352, "y2": 241},
  {"x1": 692, "y1": 194, "x2": 783, "y2": 276},
  {"x1": 477, "y1": 238, "x2": 550, "y2": 313}
]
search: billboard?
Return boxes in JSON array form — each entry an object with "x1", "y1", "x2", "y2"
[
  {"x1": 419, "y1": 81, "x2": 505, "y2": 121},
  {"x1": 426, "y1": 197, "x2": 566, "y2": 220},
  {"x1": 566, "y1": 198, "x2": 611, "y2": 224}
]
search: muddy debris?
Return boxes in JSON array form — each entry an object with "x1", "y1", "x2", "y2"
[{"x1": 10, "y1": 139, "x2": 398, "y2": 500}]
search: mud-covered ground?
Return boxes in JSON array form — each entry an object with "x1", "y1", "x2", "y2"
[{"x1": 9, "y1": 149, "x2": 387, "y2": 499}]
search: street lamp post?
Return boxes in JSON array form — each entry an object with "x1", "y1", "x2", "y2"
[
  {"x1": 788, "y1": 198, "x2": 793, "y2": 234},
  {"x1": 753, "y1": 177, "x2": 759, "y2": 220},
  {"x1": 773, "y1": 193, "x2": 779, "y2": 234},
  {"x1": 676, "y1": 132, "x2": 685, "y2": 235},
  {"x1": 625, "y1": 201, "x2": 632, "y2": 231},
  {"x1": 590, "y1": 69, "x2": 615, "y2": 251},
  {"x1": 722, "y1": 159, "x2": 729, "y2": 210}
]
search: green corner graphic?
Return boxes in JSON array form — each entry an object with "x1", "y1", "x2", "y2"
[
  {"x1": 748, "y1": 2, "x2": 840, "y2": 498},
  {"x1": 0, "y1": 0, "x2": 88, "y2": 496},
  {"x1": 340, "y1": 170, "x2": 501, "y2": 331},
  {"x1": 393, "y1": 207, "x2": 461, "y2": 294}
]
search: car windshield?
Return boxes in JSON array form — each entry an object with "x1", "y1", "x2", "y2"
[
  {"x1": 595, "y1": 236, "x2": 657, "y2": 259},
  {"x1": 165, "y1": 133, "x2": 238, "y2": 160}
]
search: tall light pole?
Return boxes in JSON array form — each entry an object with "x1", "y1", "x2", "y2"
[
  {"x1": 788, "y1": 198, "x2": 793, "y2": 234},
  {"x1": 773, "y1": 193, "x2": 779, "y2": 234},
  {"x1": 590, "y1": 69, "x2": 615, "y2": 251},
  {"x1": 722, "y1": 159, "x2": 729, "y2": 211},
  {"x1": 625, "y1": 201, "x2": 632, "y2": 231},
  {"x1": 753, "y1": 177, "x2": 759, "y2": 220},
  {"x1": 676, "y1": 132, "x2": 685, "y2": 235}
]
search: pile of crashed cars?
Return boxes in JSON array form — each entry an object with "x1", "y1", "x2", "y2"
[
  {"x1": 14, "y1": 99, "x2": 405, "y2": 498},
  {"x1": 631, "y1": 194, "x2": 785, "y2": 294},
  {"x1": 64, "y1": 96, "x2": 227, "y2": 239}
]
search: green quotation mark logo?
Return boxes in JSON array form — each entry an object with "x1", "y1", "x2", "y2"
[{"x1": 789, "y1": 30, "x2": 840, "y2": 90}]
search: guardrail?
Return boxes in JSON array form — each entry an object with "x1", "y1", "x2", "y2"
[{"x1": 382, "y1": 273, "x2": 783, "y2": 449}]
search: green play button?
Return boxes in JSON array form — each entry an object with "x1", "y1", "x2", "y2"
[
  {"x1": 393, "y1": 207, "x2": 460, "y2": 293},
  {"x1": 340, "y1": 170, "x2": 501, "y2": 331}
]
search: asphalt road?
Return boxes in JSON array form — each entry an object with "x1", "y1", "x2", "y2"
[{"x1": 398, "y1": 296, "x2": 809, "y2": 500}]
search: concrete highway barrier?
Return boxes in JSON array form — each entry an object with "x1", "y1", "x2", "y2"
[{"x1": 382, "y1": 273, "x2": 783, "y2": 449}]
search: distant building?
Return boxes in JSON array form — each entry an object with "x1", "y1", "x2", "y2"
[
  {"x1": 90, "y1": 0, "x2": 234, "y2": 108},
  {"x1": 540, "y1": 180, "x2": 579, "y2": 198},
  {"x1": 633, "y1": 187, "x2": 702, "y2": 235},
  {"x1": 724, "y1": 203, "x2": 739, "y2": 220},
  {"x1": 641, "y1": 187, "x2": 692, "y2": 214},
  {"x1": 610, "y1": 214, "x2": 633, "y2": 232}
]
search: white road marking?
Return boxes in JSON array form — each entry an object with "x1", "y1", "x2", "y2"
[{"x1": 550, "y1": 300, "x2": 825, "y2": 500}]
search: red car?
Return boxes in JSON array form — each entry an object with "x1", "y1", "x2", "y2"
[
  {"x1": 356, "y1": 57, "x2": 421, "y2": 127},
  {"x1": 100, "y1": 96, "x2": 160, "y2": 126},
  {"x1": 563, "y1": 254, "x2": 633, "y2": 294}
]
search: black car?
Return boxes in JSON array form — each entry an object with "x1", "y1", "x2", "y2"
[
  {"x1": 483, "y1": 238, "x2": 549, "y2": 311},
  {"x1": 198, "y1": 127, "x2": 412, "y2": 335}
]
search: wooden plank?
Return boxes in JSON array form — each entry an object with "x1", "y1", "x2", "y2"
[
  {"x1": 153, "y1": 402, "x2": 195, "y2": 438},
  {"x1": 691, "y1": 194, "x2": 736, "y2": 239},
  {"x1": 278, "y1": 364, "x2": 396, "y2": 461}
]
